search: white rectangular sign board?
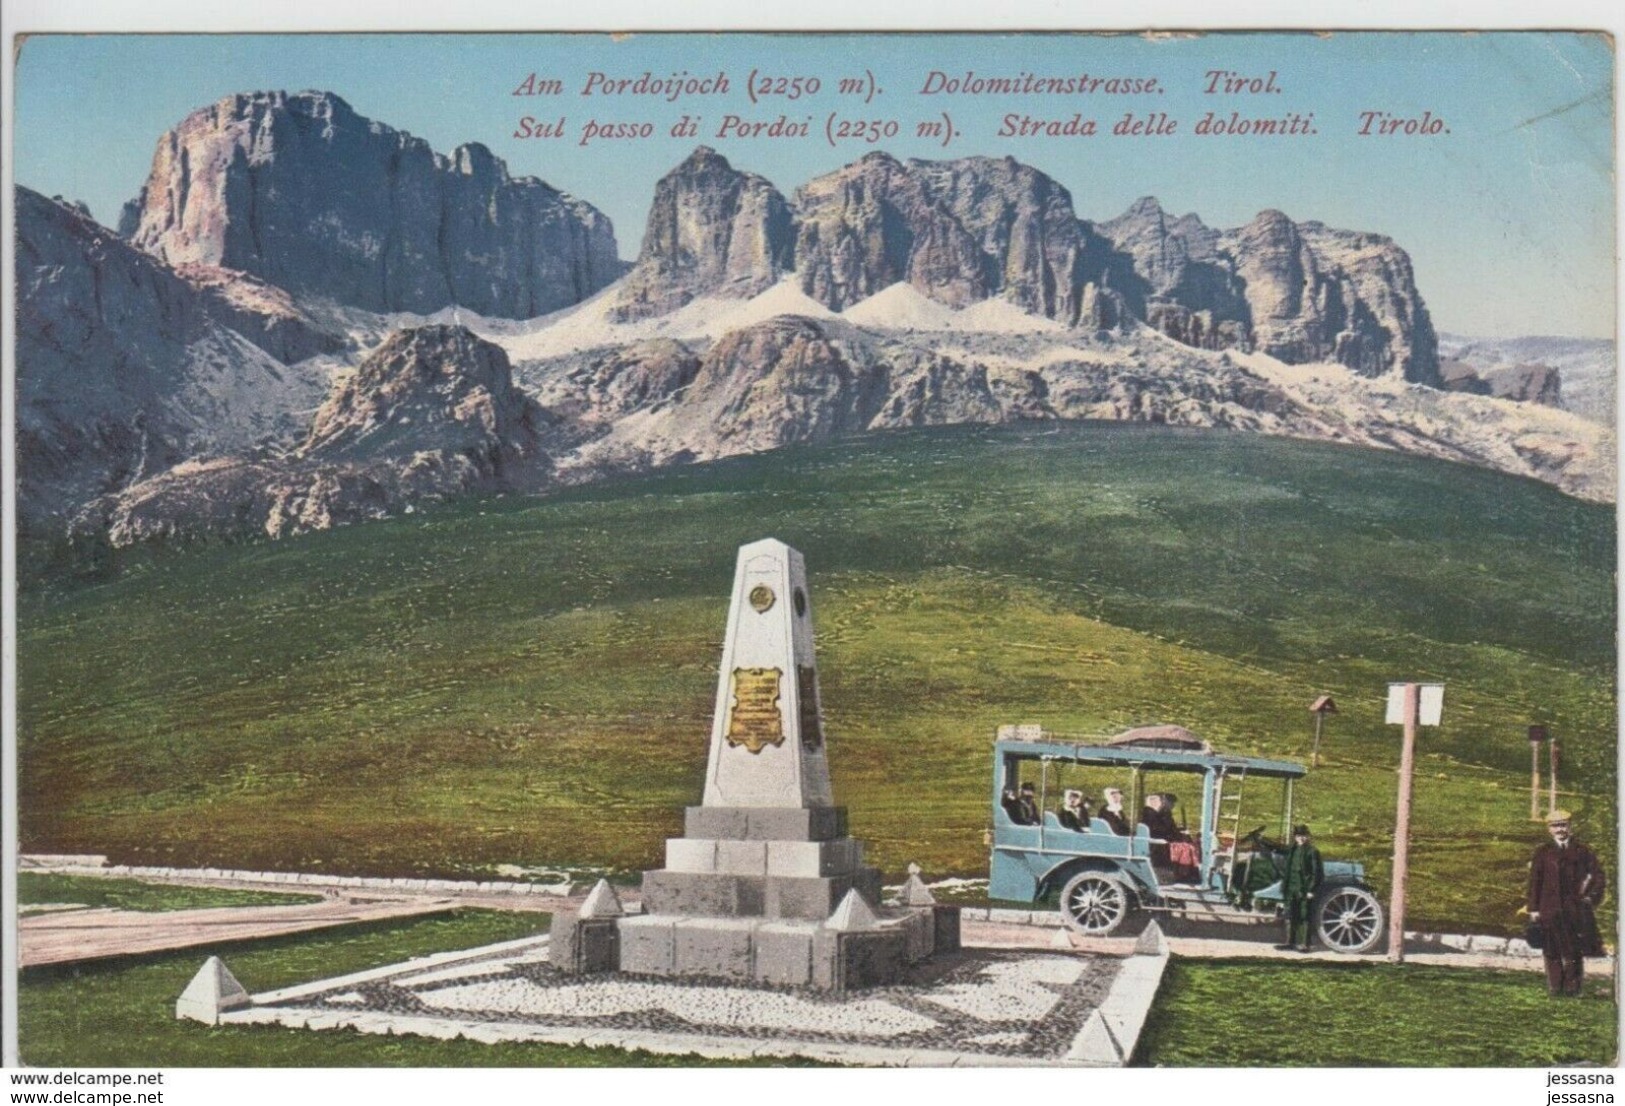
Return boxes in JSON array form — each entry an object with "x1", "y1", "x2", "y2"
[{"x1": 1386, "y1": 683, "x2": 1445, "y2": 726}]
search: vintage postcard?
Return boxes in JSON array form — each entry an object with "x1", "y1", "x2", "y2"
[{"x1": 3, "y1": 11, "x2": 1618, "y2": 1083}]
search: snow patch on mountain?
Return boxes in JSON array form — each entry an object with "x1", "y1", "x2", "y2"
[
  {"x1": 397, "y1": 277, "x2": 839, "y2": 363},
  {"x1": 840, "y1": 282, "x2": 962, "y2": 330},
  {"x1": 1231, "y1": 350, "x2": 1615, "y2": 501},
  {"x1": 951, "y1": 297, "x2": 1068, "y2": 334},
  {"x1": 836, "y1": 282, "x2": 1067, "y2": 335}
]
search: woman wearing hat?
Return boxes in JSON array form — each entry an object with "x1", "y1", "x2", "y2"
[
  {"x1": 1527, "y1": 810, "x2": 1608, "y2": 996},
  {"x1": 1057, "y1": 789, "x2": 1092, "y2": 832}
]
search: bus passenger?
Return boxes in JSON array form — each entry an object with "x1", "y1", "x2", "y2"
[
  {"x1": 1162, "y1": 794, "x2": 1202, "y2": 881},
  {"x1": 1140, "y1": 793, "x2": 1178, "y2": 869},
  {"x1": 1099, "y1": 787, "x2": 1131, "y2": 835},
  {"x1": 1014, "y1": 782, "x2": 1041, "y2": 825},
  {"x1": 1058, "y1": 789, "x2": 1092, "y2": 831}
]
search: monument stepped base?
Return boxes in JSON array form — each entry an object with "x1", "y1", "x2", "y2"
[
  {"x1": 685, "y1": 805, "x2": 847, "y2": 841},
  {"x1": 644, "y1": 803, "x2": 887, "y2": 922},
  {"x1": 551, "y1": 803, "x2": 960, "y2": 991},
  {"x1": 555, "y1": 904, "x2": 960, "y2": 991},
  {"x1": 619, "y1": 913, "x2": 910, "y2": 990},
  {"x1": 641, "y1": 868, "x2": 885, "y2": 921}
]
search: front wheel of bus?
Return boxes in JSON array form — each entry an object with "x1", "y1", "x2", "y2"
[{"x1": 1059, "y1": 872, "x2": 1132, "y2": 935}]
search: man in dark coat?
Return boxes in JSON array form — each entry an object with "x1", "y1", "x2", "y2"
[
  {"x1": 1527, "y1": 810, "x2": 1608, "y2": 996},
  {"x1": 1276, "y1": 825, "x2": 1324, "y2": 951},
  {"x1": 1013, "y1": 782, "x2": 1041, "y2": 825}
]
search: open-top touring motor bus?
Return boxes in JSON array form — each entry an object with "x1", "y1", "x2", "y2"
[{"x1": 987, "y1": 724, "x2": 1385, "y2": 953}]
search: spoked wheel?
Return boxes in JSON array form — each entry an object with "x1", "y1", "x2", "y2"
[
  {"x1": 1059, "y1": 871, "x2": 1133, "y2": 935},
  {"x1": 1316, "y1": 885, "x2": 1385, "y2": 953}
]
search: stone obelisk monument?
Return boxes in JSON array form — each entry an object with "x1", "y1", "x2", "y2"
[
  {"x1": 701, "y1": 539, "x2": 832, "y2": 810},
  {"x1": 551, "y1": 538, "x2": 957, "y2": 990}
]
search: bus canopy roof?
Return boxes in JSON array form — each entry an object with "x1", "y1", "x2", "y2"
[{"x1": 994, "y1": 725, "x2": 1307, "y2": 779}]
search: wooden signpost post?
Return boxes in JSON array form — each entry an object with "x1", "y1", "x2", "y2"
[
  {"x1": 1309, "y1": 695, "x2": 1337, "y2": 768},
  {"x1": 1549, "y1": 732, "x2": 1560, "y2": 816},
  {"x1": 1528, "y1": 725, "x2": 1548, "y2": 821},
  {"x1": 1386, "y1": 682, "x2": 1444, "y2": 964}
]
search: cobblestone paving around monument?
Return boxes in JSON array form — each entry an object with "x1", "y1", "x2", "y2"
[{"x1": 241, "y1": 939, "x2": 1126, "y2": 1064}]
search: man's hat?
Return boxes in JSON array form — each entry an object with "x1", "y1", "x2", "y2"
[
  {"x1": 1546, "y1": 809, "x2": 1573, "y2": 825},
  {"x1": 1293, "y1": 825, "x2": 1311, "y2": 836},
  {"x1": 1019, "y1": 781, "x2": 1035, "y2": 791}
]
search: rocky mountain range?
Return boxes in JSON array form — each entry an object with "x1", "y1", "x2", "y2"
[
  {"x1": 15, "y1": 185, "x2": 340, "y2": 528},
  {"x1": 13, "y1": 90, "x2": 1613, "y2": 554},
  {"x1": 75, "y1": 325, "x2": 548, "y2": 546},
  {"x1": 1438, "y1": 333, "x2": 1614, "y2": 426},
  {"x1": 524, "y1": 299, "x2": 1605, "y2": 503},
  {"x1": 121, "y1": 91, "x2": 621, "y2": 319},
  {"x1": 610, "y1": 147, "x2": 1439, "y2": 384}
]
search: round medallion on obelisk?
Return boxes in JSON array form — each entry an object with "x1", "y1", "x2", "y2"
[{"x1": 749, "y1": 585, "x2": 776, "y2": 613}]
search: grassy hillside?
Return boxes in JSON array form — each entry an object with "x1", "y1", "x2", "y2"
[{"x1": 18, "y1": 423, "x2": 1616, "y2": 935}]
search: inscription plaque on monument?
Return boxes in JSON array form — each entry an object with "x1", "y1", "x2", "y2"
[
  {"x1": 725, "y1": 667, "x2": 785, "y2": 753},
  {"x1": 797, "y1": 665, "x2": 823, "y2": 750}
]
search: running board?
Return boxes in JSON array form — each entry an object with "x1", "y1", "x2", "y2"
[{"x1": 1145, "y1": 899, "x2": 1274, "y2": 923}]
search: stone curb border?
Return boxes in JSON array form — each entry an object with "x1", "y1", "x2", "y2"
[
  {"x1": 21, "y1": 857, "x2": 1550, "y2": 959},
  {"x1": 1064, "y1": 922, "x2": 1171, "y2": 1065},
  {"x1": 223, "y1": 1003, "x2": 1087, "y2": 1067},
  {"x1": 249, "y1": 935, "x2": 554, "y2": 1005},
  {"x1": 953, "y1": 905, "x2": 1546, "y2": 960},
  {"x1": 18, "y1": 859, "x2": 572, "y2": 898}
]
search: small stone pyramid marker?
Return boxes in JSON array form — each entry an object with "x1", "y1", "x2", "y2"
[
  {"x1": 175, "y1": 955, "x2": 251, "y2": 1024},
  {"x1": 825, "y1": 888, "x2": 880, "y2": 931},
  {"x1": 1049, "y1": 926, "x2": 1076, "y2": 949},
  {"x1": 578, "y1": 878, "x2": 625, "y2": 919},
  {"x1": 1065, "y1": 1009, "x2": 1124, "y2": 1064},
  {"x1": 899, "y1": 862, "x2": 937, "y2": 907},
  {"x1": 1133, "y1": 919, "x2": 1169, "y2": 956}
]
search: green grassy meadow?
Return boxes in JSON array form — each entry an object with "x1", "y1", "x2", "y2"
[
  {"x1": 17, "y1": 423, "x2": 1617, "y2": 936},
  {"x1": 1136, "y1": 958, "x2": 1617, "y2": 1066},
  {"x1": 17, "y1": 872, "x2": 323, "y2": 912}
]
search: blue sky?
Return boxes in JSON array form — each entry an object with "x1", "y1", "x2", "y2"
[{"x1": 12, "y1": 31, "x2": 1615, "y2": 338}]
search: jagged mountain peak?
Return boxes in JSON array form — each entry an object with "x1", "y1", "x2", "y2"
[
  {"x1": 192, "y1": 89, "x2": 369, "y2": 148},
  {"x1": 1097, "y1": 196, "x2": 1215, "y2": 241},
  {"x1": 855, "y1": 149, "x2": 907, "y2": 169},
  {"x1": 448, "y1": 141, "x2": 503, "y2": 175},
  {"x1": 677, "y1": 145, "x2": 731, "y2": 169},
  {"x1": 612, "y1": 145, "x2": 795, "y2": 321},
  {"x1": 584, "y1": 137, "x2": 1441, "y2": 381},
  {"x1": 659, "y1": 145, "x2": 778, "y2": 192},
  {"x1": 1242, "y1": 208, "x2": 1298, "y2": 234},
  {"x1": 304, "y1": 324, "x2": 540, "y2": 463},
  {"x1": 120, "y1": 91, "x2": 619, "y2": 319}
]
